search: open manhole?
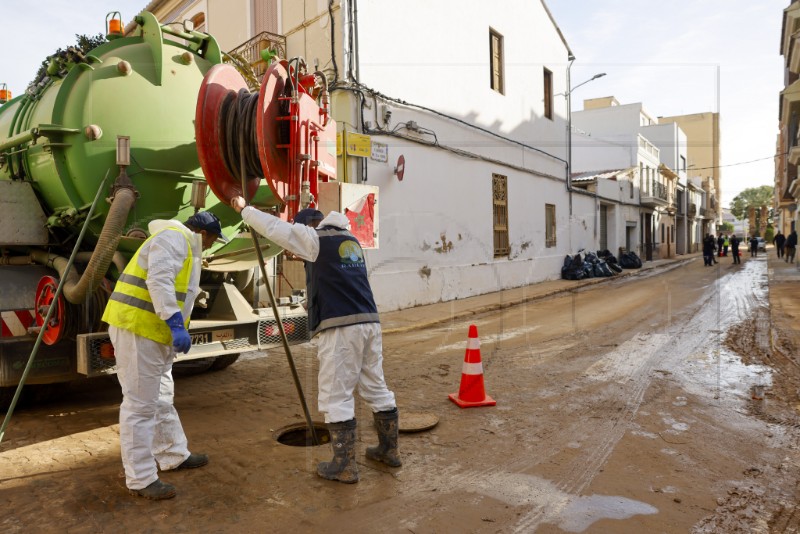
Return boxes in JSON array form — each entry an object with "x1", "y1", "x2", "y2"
[{"x1": 274, "y1": 422, "x2": 331, "y2": 447}]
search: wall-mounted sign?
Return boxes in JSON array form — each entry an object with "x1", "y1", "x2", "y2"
[
  {"x1": 346, "y1": 132, "x2": 371, "y2": 157},
  {"x1": 371, "y1": 142, "x2": 388, "y2": 162},
  {"x1": 394, "y1": 154, "x2": 405, "y2": 181}
]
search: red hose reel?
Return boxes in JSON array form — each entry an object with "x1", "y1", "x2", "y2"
[{"x1": 195, "y1": 59, "x2": 337, "y2": 221}]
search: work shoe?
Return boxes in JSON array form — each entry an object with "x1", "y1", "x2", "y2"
[
  {"x1": 129, "y1": 479, "x2": 177, "y2": 500},
  {"x1": 174, "y1": 453, "x2": 209, "y2": 470},
  {"x1": 317, "y1": 419, "x2": 358, "y2": 483},
  {"x1": 365, "y1": 408, "x2": 402, "y2": 467}
]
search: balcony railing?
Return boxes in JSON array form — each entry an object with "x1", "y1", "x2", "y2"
[
  {"x1": 641, "y1": 181, "x2": 669, "y2": 207},
  {"x1": 226, "y1": 31, "x2": 287, "y2": 89},
  {"x1": 702, "y1": 207, "x2": 716, "y2": 219}
]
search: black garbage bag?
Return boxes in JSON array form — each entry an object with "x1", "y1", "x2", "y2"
[
  {"x1": 582, "y1": 262, "x2": 594, "y2": 278},
  {"x1": 620, "y1": 252, "x2": 642, "y2": 269},
  {"x1": 598, "y1": 261, "x2": 615, "y2": 277},
  {"x1": 597, "y1": 249, "x2": 619, "y2": 265},
  {"x1": 607, "y1": 261, "x2": 623, "y2": 273},
  {"x1": 561, "y1": 254, "x2": 585, "y2": 280}
]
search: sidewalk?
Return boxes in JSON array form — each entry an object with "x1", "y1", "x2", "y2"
[
  {"x1": 380, "y1": 253, "x2": 701, "y2": 334},
  {"x1": 766, "y1": 247, "x2": 800, "y2": 353}
]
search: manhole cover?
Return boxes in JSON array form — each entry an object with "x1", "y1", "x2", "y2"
[
  {"x1": 399, "y1": 411, "x2": 439, "y2": 433},
  {"x1": 274, "y1": 422, "x2": 330, "y2": 447}
]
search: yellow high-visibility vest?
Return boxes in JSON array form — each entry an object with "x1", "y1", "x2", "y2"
[{"x1": 102, "y1": 227, "x2": 193, "y2": 344}]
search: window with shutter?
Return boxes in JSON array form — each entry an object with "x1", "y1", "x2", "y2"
[
  {"x1": 490, "y1": 30, "x2": 504, "y2": 94},
  {"x1": 493, "y1": 174, "x2": 509, "y2": 256}
]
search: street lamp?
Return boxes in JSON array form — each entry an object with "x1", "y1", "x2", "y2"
[{"x1": 564, "y1": 62, "x2": 606, "y2": 215}]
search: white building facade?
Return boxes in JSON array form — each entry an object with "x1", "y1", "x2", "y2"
[{"x1": 145, "y1": 0, "x2": 593, "y2": 311}]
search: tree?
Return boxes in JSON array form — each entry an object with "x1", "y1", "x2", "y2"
[
  {"x1": 719, "y1": 222, "x2": 734, "y2": 233},
  {"x1": 729, "y1": 185, "x2": 773, "y2": 237},
  {"x1": 31, "y1": 33, "x2": 107, "y2": 87}
]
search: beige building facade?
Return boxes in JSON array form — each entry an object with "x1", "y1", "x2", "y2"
[
  {"x1": 778, "y1": 0, "x2": 800, "y2": 235},
  {"x1": 658, "y1": 112, "x2": 721, "y2": 224}
]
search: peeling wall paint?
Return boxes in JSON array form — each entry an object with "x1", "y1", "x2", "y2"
[{"x1": 434, "y1": 233, "x2": 454, "y2": 253}]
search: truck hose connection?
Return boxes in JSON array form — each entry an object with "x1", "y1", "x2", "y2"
[{"x1": 30, "y1": 185, "x2": 136, "y2": 305}]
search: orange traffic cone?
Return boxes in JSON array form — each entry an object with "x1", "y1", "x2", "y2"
[{"x1": 449, "y1": 325, "x2": 496, "y2": 408}]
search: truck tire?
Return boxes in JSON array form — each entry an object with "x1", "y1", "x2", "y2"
[
  {"x1": 209, "y1": 354, "x2": 240, "y2": 371},
  {"x1": 173, "y1": 358, "x2": 216, "y2": 376}
]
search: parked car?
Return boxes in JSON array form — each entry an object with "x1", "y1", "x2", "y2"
[{"x1": 757, "y1": 237, "x2": 767, "y2": 252}]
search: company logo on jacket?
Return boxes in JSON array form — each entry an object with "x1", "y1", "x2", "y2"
[{"x1": 339, "y1": 241, "x2": 364, "y2": 265}]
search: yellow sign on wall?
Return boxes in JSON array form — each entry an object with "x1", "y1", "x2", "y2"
[{"x1": 336, "y1": 131, "x2": 371, "y2": 158}]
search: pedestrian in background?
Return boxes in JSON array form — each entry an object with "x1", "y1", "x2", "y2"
[
  {"x1": 102, "y1": 212, "x2": 227, "y2": 499},
  {"x1": 730, "y1": 234, "x2": 741, "y2": 265},
  {"x1": 230, "y1": 196, "x2": 401, "y2": 484},
  {"x1": 723, "y1": 234, "x2": 729, "y2": 257},
  {"x1": 717, "y1": 234, "x2": 725, "y2": 257},
  {"x1": 773, "y1": 231, "x2": 786, "y2": 259},
  {"x1": 703, "y1": 234, "x2": 715, "y2": 266},
  {"x1": 749, "y1": 235, "x2": 759, "y2": 258},
  {"x1": 786, "y1": 230, "x2": 798, "y2": 264}
]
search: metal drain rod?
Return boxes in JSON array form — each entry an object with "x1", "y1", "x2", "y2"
[{"x1": 239, "y1": 141, "x2": 319, "y2": 446}]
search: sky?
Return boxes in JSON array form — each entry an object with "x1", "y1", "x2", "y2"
[
  {"x1": 546, "y1": 0, "x2": 786, "y2": 208},
  {"x1": 0, "y1": 1, "x2": 787, "y2": 208}
]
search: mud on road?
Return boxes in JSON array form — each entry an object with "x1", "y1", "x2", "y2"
[{"x1": 2, "y1": 254, "x2": 800, "y2": 533}]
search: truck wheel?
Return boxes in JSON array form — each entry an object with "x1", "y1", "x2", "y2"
[
  {"x1": 209, "y1": 354, "x2": 240, "y2": 371},
  {"x1": 173, "y1": 358, "x2": 215, "y2": 376}
]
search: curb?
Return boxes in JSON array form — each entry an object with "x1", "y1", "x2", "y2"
[{"x1": 382, "y1": 256, "x2": 697, "y2": 335}]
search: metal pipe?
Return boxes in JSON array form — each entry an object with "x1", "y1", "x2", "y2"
[
  {"x1": 0, "y1": 255, "x2": 32, "y2": 265},
  {"x1": 0, "y1": 129, "x2": 36, "y2": 152}
]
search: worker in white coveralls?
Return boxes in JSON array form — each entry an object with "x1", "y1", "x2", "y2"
[
  {"x1": 230, "y1": 197, "x2": 401, "y2": 484},
  {"x1": 102, "y1": 211, "x2": 228, "y2": 499}
]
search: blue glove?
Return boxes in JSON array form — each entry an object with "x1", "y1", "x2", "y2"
[{"x1": 165, "y1": 312, "x2": 191, "y2": 354}]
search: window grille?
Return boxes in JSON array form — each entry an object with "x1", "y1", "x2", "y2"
[{"x1": 493, "y1": 174, "x2": 509, "y2": 256}]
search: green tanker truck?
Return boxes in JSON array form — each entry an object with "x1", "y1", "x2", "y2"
[{"x1": 0, "y1": 12, "x2": 328, "y2": 404}]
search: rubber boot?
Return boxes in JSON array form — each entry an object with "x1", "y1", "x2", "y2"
[
  {"x1": 317, "y1": 419, "x2": 359, "y2": 483},
  {"x1": 129, "y1": 479, "x2": 177, "y2": 500},
  {"x1": 365, "y1": 408, "x2": 402, "y2": 467}
]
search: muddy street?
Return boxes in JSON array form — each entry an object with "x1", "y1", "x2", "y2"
[{"x1": 2, "y1": 254, "x2": 799, "y2": 533}]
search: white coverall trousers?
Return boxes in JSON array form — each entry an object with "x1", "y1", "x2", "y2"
[
  {"x1": 110, "y1": 326, "x2": 190, "y2": 490},
  {"x1": 317, "y1": 322, "x2": 396, "y2": 423}
]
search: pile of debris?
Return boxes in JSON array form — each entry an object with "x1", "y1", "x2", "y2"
[{"x1": 561, "y1": 249, "x2": 642, "y2": 281}]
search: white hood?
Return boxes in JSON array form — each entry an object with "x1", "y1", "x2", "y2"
[
  {"x1": 319, "y1": 211, "x2": 350, "y2": 230},
  {"x1": 147, "y1": 219, "x2": 202, "y2": 256}
]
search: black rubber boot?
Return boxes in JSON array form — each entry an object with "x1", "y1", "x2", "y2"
[
  {"x1": 317, "y1": 419, "x2": 358, "y2": 483},
  {"x1": 174, "y1": 453, "x2": 209, "y2": 470},
  {"x1": 365, "y1": 408, "x2": 401, "y2": 467},
  {"x1": 129, "y1": 479, "x2": 177, "y2": 500}
]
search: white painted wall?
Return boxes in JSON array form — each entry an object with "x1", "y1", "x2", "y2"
[
  {"x1": 571, "y1": 133, "x2": 635, "y2": 173},
  {"x1": 641, "y1": 123, "x2": 688, "y2": 181},
  {"x1": 278, "y1": 0, "x2": 578, "y2": 311}
]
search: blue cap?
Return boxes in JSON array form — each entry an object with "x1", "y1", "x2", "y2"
[
  {"x1": 186, "y1": 211, "x2": 229, "y2": 243},
  {"x1": 293, "y1": 208, "x2": 324, "y2": 226}
]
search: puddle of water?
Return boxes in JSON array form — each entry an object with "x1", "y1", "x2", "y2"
[
  {"x1": 473, "y1": 471, "x2": 658, "y2": 533},
  {"x1": 558, "y1": 494, "x2": 658, "y2": 532},
  {"x1": 682, "y1": 347, "x2": 772, "y2": 401}
]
